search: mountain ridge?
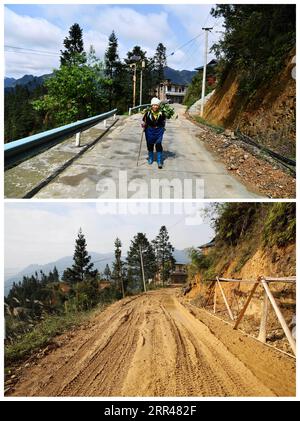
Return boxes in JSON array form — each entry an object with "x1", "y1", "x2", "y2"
[{"x1": 5, "y1": 67, "x2": 196, "y2": 90}]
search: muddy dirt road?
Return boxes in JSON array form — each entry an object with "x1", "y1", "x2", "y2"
[{"x1": 9, "y1": 289, "x2": 295, "y2": 397}]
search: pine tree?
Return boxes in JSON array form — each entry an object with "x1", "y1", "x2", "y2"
[
  {"x1": 60, "y1": 23, "x2": 86, "y2": 66},
  {"x1": 52, "y1": 266, "x2": 60, "y2": 282},
  {"x1": 105, "y1": 31, "x2": 120, "y2": 79},
  {"x1": 152, "y1": 226, "x2": 175, "y2": 285},
  {"x1": 104, "y1": 264, "x2": 112, "y2": 281},
  {"x1": 127, "y1": 233, "x2": 157, "y2": 292},
  {"x1": 104, "y1": 31, "x2": 122, "y2": 109},
  {"x1": 62, "y1": 228, "x2": 98, "y2": 284},
  {"x1": 112, "y1": 238, "x2": 126, "y2": 297},
  {"x1": 154, "y1": 43, "x2": 167, "y2": 84}
]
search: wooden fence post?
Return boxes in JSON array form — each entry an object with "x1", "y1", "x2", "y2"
[
  {"x1": 213, "y1": 283, "x2": 217, "y2": 314},
  {"x1": 234, "y1": 280, "x2": 260, "y2": 330},
  {"x1": 261, "y1": 278, "x2": 296, "y2": 356},
  {"x1": 217, "y1": 277, "x2": 234, "y2": 321},
  {"x1": 258, "y1": 291, "x2": 269, "y2": 343}
]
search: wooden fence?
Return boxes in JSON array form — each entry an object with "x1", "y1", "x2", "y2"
[{"x1": 204, "y1": 276, "x2": 296, "y2": 356}]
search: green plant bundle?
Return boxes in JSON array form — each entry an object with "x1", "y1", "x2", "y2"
[
  {"x1": 142, "y1": 103, "x2": 175, "y2": 119},
  {"x1": 160, "y1": 103, "x2": 175, "y2": 119}
]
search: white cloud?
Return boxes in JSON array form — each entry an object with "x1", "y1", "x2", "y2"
[
  {"x1": 4, "y1": 5, "x2": 220, "y2": 77},
  {"x1": 5, "y1": 7, "x2": 64, "y2": 50},
  {"x1": 84, "y1": 30, "x2": 109, "y2": 60},
  {"x1": 164, "y1": 4, "x2": 215, "y2": 37},
  {"x1": 4, "y1": 7, "x2": 64, "y2": 77},
  {"x1": 90, "y1": 7, "x2": 172, "y2": 46}
]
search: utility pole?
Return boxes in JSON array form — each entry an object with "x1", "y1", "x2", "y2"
[
  {"x1": 130, "y1": 55, "x2": 141, "y2": 108},
  {"x1": 139, "y1": 244, "x2": 147, "y2": 293},
  {"x1": 139, "y1": 60, "x2": 145, "y2": 106},
  {"x1": 200, "y1": 27, "x2": 213, "y2": 117},
  {"x1": 132, "y1": 63, "x2": 137, "y2": 108}
]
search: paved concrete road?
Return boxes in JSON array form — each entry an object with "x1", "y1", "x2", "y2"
[{"x1": 16, "y1": 105, "x2": 261, "y2": 199}]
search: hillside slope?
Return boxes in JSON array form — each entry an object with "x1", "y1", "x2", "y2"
[{"x1": 185, "y1": 203, "x2": 296, "y2": 354}]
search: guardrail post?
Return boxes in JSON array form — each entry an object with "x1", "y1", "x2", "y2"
[
  {"x1": 129, "y1": 108, "x2": 132, "y2": 116},
  {"x1": 103, "y1": 119, "x2": 107, "y2": 128},
  {"x1": 114, "y1": 113, "x2": 116, "y2": 121},
  {"x1": 75, "y1": 131, "x2": 81, "y2": 147}
]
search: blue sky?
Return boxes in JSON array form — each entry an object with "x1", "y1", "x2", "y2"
[
  {"x1": 5, "y1": 202, "x2": 214, "y2": 269},
  {"x1": 4, "y1": 3, "x2": 223, "y2": 78}
]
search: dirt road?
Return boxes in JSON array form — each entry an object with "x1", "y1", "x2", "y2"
[{"x1": 9, "y1": 289, "x2": 295, "y2": 397}]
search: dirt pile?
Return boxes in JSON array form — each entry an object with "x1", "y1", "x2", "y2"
[{"x1": 188, "y1": 119, "x2": 296, "y2": 198}]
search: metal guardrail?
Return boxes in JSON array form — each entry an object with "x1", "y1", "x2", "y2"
[
  {"x1": 236, "y1": 130, "x2": 296, "y2": 173},
  {"x1": 128, "y1": 104, "x2": 150, "y2": 116},
  {"x1": 4, "y1": 108, "x2": 117, "y2": 160}
]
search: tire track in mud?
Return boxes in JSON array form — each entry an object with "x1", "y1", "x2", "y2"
[
  {"x1": 10, "y1": 289, "x2": 294, "y2": 397},
  {"x1": 161, "y1": 297, "x2": 274, "y2": 396}
]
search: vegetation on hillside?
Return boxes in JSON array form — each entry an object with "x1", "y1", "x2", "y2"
[
  {"x1": 188, "y1": 203, "x2": 296, "y2": 282},
  {"x1": 211, "y1": 4, "x2": 295, "y2": 95},
  {"x1": 183, "y1": 65, "x2": 216, "y2": 108},
  {"x1": 184, "y1": 5, "x2": 295, "y2": 110}
]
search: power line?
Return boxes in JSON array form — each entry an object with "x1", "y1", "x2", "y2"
[
  {"x1": 5, "y1": 44, "x2": 60, "y2": 56},
  {"x1": 167, "y1": 32, "x2": 204, "y2": 58},
  {"x1": 5, "y1": 50, "x2": 60, "y2": 58}
]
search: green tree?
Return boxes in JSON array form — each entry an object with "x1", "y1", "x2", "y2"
[
  {"x1": 33, "y1": 61, "x2": 109, "y2": 126},
  {"x1": 62, "y1": 228, "x2": 98, "y2": 284},
  {"x1": 52, "y1": 266, "x2": 60, "y2": 283},
  {"x1": 152, "y1": 226, "x2": 175, "y2": 285},
  {"x1": 126, "y1": 233, "x2": 157, "y2": 292},
  {"x1": 111, "y1": 238, "x2": 126, "y2": 297},
  {"x1": 154, "y1": 43, "x2": 167, "y2": 84},
  {"x1": 60, "y1": 23, "x2": 86, "y2": 66},
  {"x1": 105, "y1": 31, "x2": 120, "y2": 79},
  {"x1": 104, "y1": 31, "x2": 124, "y2": 109},
  {"x1": 4, "y1": 84, "x2": 46, "y2": 142},
  {"x1": 104, "y1": 264, "x2": 112, "y2": 281}
]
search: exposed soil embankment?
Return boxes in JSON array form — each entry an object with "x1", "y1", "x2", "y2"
[{"x1": 203, "y1": 50, "x2": 296, "y2": 158}]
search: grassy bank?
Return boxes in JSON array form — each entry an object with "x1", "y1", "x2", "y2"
[{"x1": 5, "y1": 306, "x2": 104, "y2": 366}]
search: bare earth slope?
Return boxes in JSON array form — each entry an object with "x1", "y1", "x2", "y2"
[{"x1": 9, "y1": 289, "x2": 295, "y2": 397}]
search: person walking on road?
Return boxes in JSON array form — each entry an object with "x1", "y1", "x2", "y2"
[{"x1": 142, "y1": 97, "x2": 166, "y2": 169}]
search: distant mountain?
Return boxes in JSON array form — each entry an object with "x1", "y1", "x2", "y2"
[
  {"x1": 4, "y1": 73, "x2": 52, "y2": 91},
  {"x1": 173, "y1": 249, "x2": 190, "y2": 264},
  {"x1": 4, "y1": 249, "x2": 190, "y2": 296},
  {"x1": 4, "y1": 77, "x2": 17, "y2": 88},
  {"x1": 164, "y1": 66, "x2": 197, "y2": 85}
]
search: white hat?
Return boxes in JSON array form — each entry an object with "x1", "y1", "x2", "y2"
[{"x1": 151, "y1": 97, "x2": 161, "y2": 106}]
